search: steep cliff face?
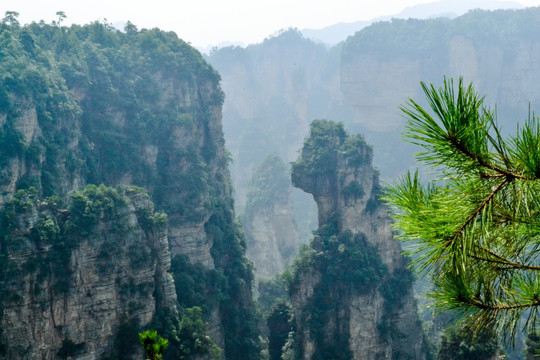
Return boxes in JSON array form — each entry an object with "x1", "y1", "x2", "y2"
[
  {"x1": 0, "y1": 22, "x2": 227, "y2": 269},
  {"x1": 243, "y1": 155, "x2": 302, "y2": 279},
  {"x1": 288, "y1": 120, "x2": 425, "y2": 360},
  {"x1": 0, "y1": 186, "x2": 175, "y2": 359},
  {"x1": 207, "y1": 8, "x2": 540, "y2": 193},
  {"x1": 0, "y1": 21, "x2": 258, "y2": 359}
]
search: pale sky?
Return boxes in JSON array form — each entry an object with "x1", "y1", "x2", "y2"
[{"x1": 1, "y1": 0, "x2": 539, "y2": 48}]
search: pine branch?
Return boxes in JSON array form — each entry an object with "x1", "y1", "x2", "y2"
[
  {"x1": 463, "y1": 297, "x2": 540, "y2": 311},
  {"x1": 450, "y1": 136, "x2": 531, "y2": 180},
  {"x1": 480, "y1": 172, "x2": 505, "y2": 179},
  {"x1": 388, "y1": 78, "x2": 540, "y2": 342},
  {"x1": 469, "y1": 252, "x2": 540, "y2": 272},
  {"x1": 444, "y1": 178, "x2": 509, "y2": 247}
]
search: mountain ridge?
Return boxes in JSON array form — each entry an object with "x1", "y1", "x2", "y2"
[{"x1": 301, "y1": 0, "x2": 524, "y2": 45}]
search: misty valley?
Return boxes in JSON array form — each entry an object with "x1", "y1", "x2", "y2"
[{"x1": 1, "y1": 5, "x2": 540, "y2": 360}]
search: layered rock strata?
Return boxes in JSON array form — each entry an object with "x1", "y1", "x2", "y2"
[{"x1": 0, "y1": 187, "x2": 175, "y2": 359}]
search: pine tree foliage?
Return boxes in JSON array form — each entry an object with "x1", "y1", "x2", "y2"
[
  {"x1": 525, "y1": 331, "x2": 540, "y2": 359},
  {"x1": 384, "y1": 78, "x2": 540, "y2": 341}
]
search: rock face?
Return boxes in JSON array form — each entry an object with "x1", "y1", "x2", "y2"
[
  {"x1": 243, "y1": 155, "x2": 302, "y2": 279},
  {"x1": 289, "y1": 120, "x2": 426, "y2": 360},
  {"x1": 244, "y1": 201, "x2": 299, "y2": 279},
  {"x1": 0, "y1": 39, "x2": 227, "y2": 271},
  {"x1": 0, "y1": 186, "x2": 175, "y2": 359},
  {"x1": 0, "y1": 22, "x2": 258, "y2": 359}
]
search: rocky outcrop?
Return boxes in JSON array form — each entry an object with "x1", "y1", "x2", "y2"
[
  {"x1": 0, "y1": 186, "x2": 175, "y2": 359},
  {"x1": 243, "y1": 155, "x2": 301, "y2": 279},
  {"x1": 245, "y1": 201, "x2": 299, "y2": 279},
  {"x1": 289, "y1": 120, "x2": 426, "y2": 360}
]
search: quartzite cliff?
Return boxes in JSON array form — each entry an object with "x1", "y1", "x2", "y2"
[
  {"x1": 288, "y1": 120, "x2": 426, "y2": 360},
  {"x1": 0, "y1": 20, "x2": 258, "y2": 359}
]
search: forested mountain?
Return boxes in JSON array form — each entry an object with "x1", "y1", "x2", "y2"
[
  {"x1": 0, "y1": 17, "x2": 258, "y2": 359},
  {"x1": 3, "y1": 6, "x2": 540, "y2": 360},
  {"x1": 301, "y1": 0, "x2": 523, "y2": 45},
  {"x1": 341, "y1": 7, "x2": 540, "y2": 134}
]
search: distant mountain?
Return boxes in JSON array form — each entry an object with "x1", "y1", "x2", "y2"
[
  {"x1": 301, "y1": 0, "x2": 524, "y2": 45},
  {"x1": 398, "y1": 0, "x2": 523, "y2": 18}
]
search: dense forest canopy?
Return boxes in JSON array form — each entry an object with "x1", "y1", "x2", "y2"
[{"x1": 0, "y1": 13, "x2": 222, "y2": 203}]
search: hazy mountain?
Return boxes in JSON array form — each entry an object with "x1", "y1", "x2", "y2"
[{"x1": 301, "y1": 0, "x2": 525, "y2": 45}]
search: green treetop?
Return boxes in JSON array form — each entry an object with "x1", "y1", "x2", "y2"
[
  {"x1": 384, "y1": 78, "x2": 540, "y2": 340},
  {"x1": 139, "y1": 330, "x2": 168, "y2": 360}
]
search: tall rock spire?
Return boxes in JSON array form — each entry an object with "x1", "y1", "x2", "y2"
[{"x1": 288, "y1": 119, "x2": 426, "y2": 360}]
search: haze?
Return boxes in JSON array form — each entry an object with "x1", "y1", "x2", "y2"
[{"x1": 1, "y1": 0, "x2": 539, "y2": 48}]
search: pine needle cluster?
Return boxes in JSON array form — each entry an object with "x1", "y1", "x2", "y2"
[{"x1": 384, "y1": 78, "x2": 540, "y2": 342}]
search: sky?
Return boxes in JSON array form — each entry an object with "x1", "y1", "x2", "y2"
[{"x1": 1, "y1": 0, "x2": 539, "y2": 48}]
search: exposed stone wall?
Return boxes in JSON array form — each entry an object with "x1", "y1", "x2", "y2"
[
  {"x1": 1, "y1": 190, "x2": 176, "y2": 359},
  {"x1": 0, "y1": 24, "x2": 256, "y2": 359}
]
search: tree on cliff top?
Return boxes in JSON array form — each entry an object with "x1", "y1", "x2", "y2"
[
  {"x1": 384, "y1": 78, "x2": 540, "y2": 340},
  {"x1": 139, "y1": 330, "x2": 168, "y2": 360}
]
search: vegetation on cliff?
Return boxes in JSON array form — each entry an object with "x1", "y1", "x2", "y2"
[
  {"x1": 285, "y1": 224, "x2": 386, "y2": 360},
  {"x1": 0, "y1": 184, "x2": 223, "y2": 359},
  {"x1": 0, "y1": 14, "x2": 259, "y2": 360},
  {"x1": 437, "y1": 325, "x2": 500, "y2": 360},
  {"x1": 244, "y1": 154, "x2": 290, "y2": 219},
  {"x1": 343, "y1": 7, "x2": 540, "y2": 68},
  {"x1": 292, "y1": 120, "x2": 371, "y2": 176},
  {"x1": 291, "y1": 120, "x2": 347, "y2": 182},
  {"x1": 0, "y1": 13, "x2": 221, "y2": 207},
  {"x1": 0, "y1": 185, "x2": 169, "y2": 357},
  {"x1": 284, "y1": 220, "x2": 419, "y2": 359},
  {"x1": 267, "y1": 301, "x2": 294, "y2": 360}
]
